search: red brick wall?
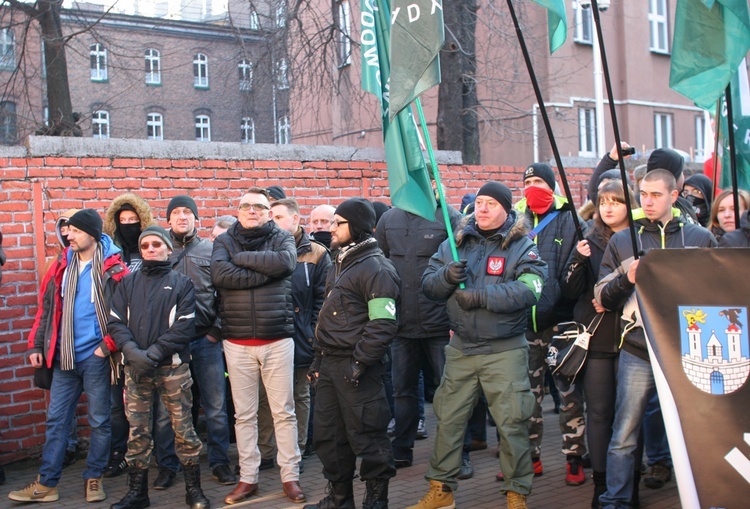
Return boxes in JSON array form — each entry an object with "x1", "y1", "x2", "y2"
[{"x1": 0, "y1": 155, "x2": 592, "y2": 464}]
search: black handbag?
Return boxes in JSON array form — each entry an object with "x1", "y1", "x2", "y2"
[
  {"x1": 34, "y1": 362, "x2": 54, "y2": 390},
  {"x1": 546, "y1": 313, "x2": 604, "y2": 384}
]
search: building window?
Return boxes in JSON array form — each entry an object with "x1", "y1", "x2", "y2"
[
  {"x1": 695, "y1": 114, "x2": 706, "y2": 162},
  {"x1": 195, "y1": 115, "x2": 211, "y2": 141},
  {"x1": 193, "y1": 53, "x2": 209, "y2": 88},
  {"x1": 0, "y1": 29, "x2": 15, "y2": 69},
  {"x1": 648, "y1": 0, "x2": 669, "y2": 54},
  {"x1": 147, "y1": 112, "x2": 163, "y2": 140},
  {"x1": 654, "y1": 113, "x2": 673, "y2": 149},
  {"x1": 337, "y1": 1, "x2": 351, "y2": 67},
  {"x1": 0, "y1": 101, "x2": 17, "y2": 145},
  {"x1": 578, "y1": 107, "x2": 597, "y2": 157},
  {"x1": 573, "y1": 3, "x2": 592, "y2": 45},
  {"x1": 277, "y1": 115, "x2": 291, "y2": 144},
  {"x1": 238, "y1": 59, "x2": 253, "y2": 91},
  {"x1": 145, "y1": 49, "x2": 161, "y2": 85},
  {"x1": 241, "y1": 117, "x2": 255, "y2": 144},
  {"x1": 90, "y1": 43, "x2": 108, "y2": 81},
  {"x1": 92, "y1": 110, "x2": 110, "y2": 138},
  {"x1": 275, "y1": 2, "x2": 286, "y2": 28},
  {"x1": 250, "y1": 10, "x2": 259, "y2": 29},
  {"x1": 276, "y1": 58, "x2": 289, "y2": 89}
]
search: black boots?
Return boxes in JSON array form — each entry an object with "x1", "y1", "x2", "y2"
[
  {"x1": 363, "y1": 478, "x2": 389, "y2": 509},
  {"x1": 110, "y1": 468, "x2": 149, "y2": 509},
  {"x1": 183, "y1": 463, "x2": 210, "y2": 509},
  {"x1": 303, "y1": 481, "x2": 355, "y2": 509},
  {"x1": 592, "y1": 471, "x2": 606, "y2": 508}
]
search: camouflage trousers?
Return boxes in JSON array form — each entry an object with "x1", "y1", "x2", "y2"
[
  {"x1": 124, "y1": 363, "x2": 203, "y2": 469},
  {"x1": 527, "y1": 328, "x2": 587, "y2": 458}
]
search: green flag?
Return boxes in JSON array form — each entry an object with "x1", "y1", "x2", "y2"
[
  {"x1": 532, "y1": 0, "x2": 567, "y2": 53},
  {"x1": 361, "y1": 0, "x2": 437, "y2": 221},
  {"x1": 670, "y1": 0, "x2": 750, "y2": 110},
  {"x1": 389, "y1": 0, "x2": 444, "y2": 120},
  {"x1": 719, "y1": 61, "x2": 750, "y2": 191}
]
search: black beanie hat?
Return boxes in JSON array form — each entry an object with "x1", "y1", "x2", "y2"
[
  {"x1": 647, "y1": 148, "x2": 684, "y2": 179},
  {"x1": 139, "y1": 225, "x2": 173, "y2": 251},
  {"x1": 477, "y1": 182, "x2": 513, "y2": 214},
  {"x1": 335, "y1": 198, "x2": 376, "y2": 243},
  {"x1": 523, "y1": 163, "x2": 556, "y2": 190},
  {"x1": 267, "y1": 185, "x2": 286, "y2": 201},
  {"x1": 684, "y1": 173, "x2": 714, "y2": 204},
  {"x1": 67, "y1": 209, "x2": 103, "y2": 242},
  {"x1": 372, "y1": 201, "x2": 391, "y2": 224},
  {"x1": 167, "y1": 195, "x2": 199, "y2": 220}
]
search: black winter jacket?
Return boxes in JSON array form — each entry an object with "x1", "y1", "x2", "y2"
[
  {"x1": 375, "y1": 205, "x2": 462, "y2": 338},
  {"x1": 292, "y1": 228, "x2": 331, "y2": 367},
  {"x1": 109, "y1": 262, "x2": 196, "y2": 367},
  {"x1": 561, "y1": 227, "x2": 620, "y2": 355},
  {"x1": 718, "y1": 210, "x2": 750, "y2": 247},
  {"x1": 422, "y1": 211, "x2": 548, "y2": 355},
  {"x1": 211, "y1": 221, "x2": 296, "y2": 340},
  {"x1": 315, "y1": 238, "x2": 400, "y2": 366},
  {"x1": 595, "y1": 209, "x2": 717, "y2": 359},
  {"x1": 169, "y1": 230, "x2": 220, "y2": 340}
]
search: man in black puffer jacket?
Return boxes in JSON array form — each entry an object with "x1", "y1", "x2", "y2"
[
  {"x1": 306, "y1": 198, "x2": 400, "y2": 509},
  {"x1": 108, "y1": 225, "x2": 209, "y2": 509},
  {"x1": 211, "y1": 188, "x2": 305, "y2": 505}
]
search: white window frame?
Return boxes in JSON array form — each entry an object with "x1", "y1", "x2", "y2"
[
  {"x1": 0, "y1": 28, "x2": 15, "y2": 69},
  {"x1": 337, "y1": 1, "x2": 352, "y2": 67},
  {"x1": 193, "y1": 53, "x2": 209, "y2": 88},
  {"x1": 277, "y1": 115, "x2": 291, "y2": 144},
  {"x1": 250, "y1": 10, "x2": 259, "y2": 29},
  {"x1": 239, "y1": 59, "x2": 253, "y2": 91},
  {"x1": 578, "y1": 107, "x2": 597, "y2": 157},
  {"x1": 92, "y1": 110, "x2": 110, "y2": 139},
  {"x1": 275, "y1": 2, "x2": 286, "y2": 28},
  {"x1": 694, "y1": 114, "x2": 706, "y2": 162},
  {"x1": 572, "y1": 2, "x2": 592, "y2": 45},
  {"x1": 276, "y1": 58, "x2": 289, "y2": 90},
  {"x1": 648, "y1": 0, "x2": 669, "y2": 54},
  {"x1": 147, "y1": 112, "x2": 163, "y2": 140},
  {"x1": 145, "y1": 49, "x2": 161, "y2": 85},
  {"x1": 90, "y1": 43, "x2": 108, "y2": 81},
  {"x1": 195, "y1": 115, "x2": 211, "y2": 142},
  {"x1": 654, "y1": 113, "x2": 673, "y2": 149},
  {"x1": 241, "y1": 117, "x2": 255, "y2": 144}
]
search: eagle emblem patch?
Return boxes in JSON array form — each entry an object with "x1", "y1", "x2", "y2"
[{"x1": 487, "y1": 257, "x2": 505, "y2": 276}]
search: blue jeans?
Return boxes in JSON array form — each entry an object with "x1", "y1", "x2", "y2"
[
  {"x1": 189, "y1": 336, "x2": 231, "y2": 468},
  {"x1": 110, "y1": 377, "x2": 129, "y2": 453},
  {"x1": 600, "y1": 350, "x2": 656, "y2": 509},
  {"x1": 40, "y1": 354, "x2": 111, "y2": 486},
  {"x1": 391, "y1": 335, "x2": 448, "y2": 459},
  {"x1": 644, "y1": 392, "x2": 672, "y2": 467}
]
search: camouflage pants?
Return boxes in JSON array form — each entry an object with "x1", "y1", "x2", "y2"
[
  {"x1": 527, "y1": 328, "x2": 587, "y2": 458},
  {"x1": 124, "y1": 363, "x2": 202, "y2": 469}
]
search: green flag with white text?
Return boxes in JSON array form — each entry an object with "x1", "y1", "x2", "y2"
[
  {"x1": 670, "y1": 0, "x2": 750, "y2": 110},
  {"x1": 361, "y1": 0, "x2": 437, "y2": 221},
  {"x1": 389, "y1": 0, "x2": 444, "y2": 120},
  {"x1": 532, "y1": 0, "x2": 567, "y2": 53}
]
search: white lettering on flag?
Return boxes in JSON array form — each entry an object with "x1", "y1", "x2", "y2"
[{"x1": 724, "y1": 433, "x2": 750, "y2": 485}]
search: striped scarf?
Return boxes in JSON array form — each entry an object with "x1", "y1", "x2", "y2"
[{"x1": 59, "y1": 243, "x2": 108, "y2": 371}]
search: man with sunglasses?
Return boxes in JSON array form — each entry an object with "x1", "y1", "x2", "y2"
[{"x1": 211, "y1": 187, "x2": 305, "y2": 505}]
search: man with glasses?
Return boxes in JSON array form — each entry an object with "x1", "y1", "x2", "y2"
[{"x1": 211, "y1": 187, "x2": 305, "y2": 505}]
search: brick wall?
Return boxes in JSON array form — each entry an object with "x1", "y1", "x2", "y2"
[{"x1": 0, "y1": 137, "x2": 593, "y2": 465}]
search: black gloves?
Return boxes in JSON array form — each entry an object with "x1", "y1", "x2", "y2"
[
  {"x1": 129, "y1": 366, "x2": 154, "y2": 384},
  {"x1": 454, "y1": 289, "x2": 486, "y2": 310},
  {"x1": 344, "y1": 359, "x2": 365, "y2": 388},
  {"x1": 445, "y1": 260, "x2": 468, "y2": 285},
  {"x1": 145, "y1": 344, "x2": 164, "y2": 364},
  {"x1": 125, "y1": 347, "x2": 158, "y2": 373}
]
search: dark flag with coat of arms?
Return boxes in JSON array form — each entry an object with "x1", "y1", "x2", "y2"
[{"x1": 636, "y1": 248, "x2": 750, "y2": 509}]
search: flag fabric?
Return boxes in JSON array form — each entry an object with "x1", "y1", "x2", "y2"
[
  {"x1": 361, "y1": 0, "x2": 437, "y2": 221},
  {"x1": 669, "y1": 0, "x2": 750, "y2": 110},
  {"x1": 531, "y1": 0, "x2": 567, "y2": 53},
  {"x1": 389, "y1": 0, "x2": 444, "y2": 120},
  {"x1": 719, "y1": 60, "x2": 750, "y2": 191},
  {"x1": 636, "y1": 249, "x2": 750, "y2": 508}
]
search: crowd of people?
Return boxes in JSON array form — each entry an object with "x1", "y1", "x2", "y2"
[{"x1": 2, "y1": 146, "x2": 748, "y2": 509}]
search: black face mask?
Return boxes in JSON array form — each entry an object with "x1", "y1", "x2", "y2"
[
  {"x1": 312, "y1": 230, "x2": 332, "y2": 248},
  {"x1": 686, "y1": 195, "x2": 709, "y2": 225},
  {"x1": 119, "y1": 223, "x2": 142, "y2": 252}
]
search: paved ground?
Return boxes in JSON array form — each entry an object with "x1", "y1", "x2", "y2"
[{"x1": 1, "y1": 398, "x2": 681, "y2": 508}]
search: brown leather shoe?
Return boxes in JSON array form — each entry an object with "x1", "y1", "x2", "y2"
[
  {"x1": 283, "y1": 480, "x2": 306, "y2": 503},
  {"x1": 224, "y1": 482, "x2": 258, "y2": 505}
]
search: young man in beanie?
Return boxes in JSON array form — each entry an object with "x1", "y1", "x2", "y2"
[
  {"x1": 412, "y1": 182, "x2": 547, "y2": 509},
  {"x1": 11, "y1": 209, "x2": 129, "y2": 504},
  {"x1": 212, "y1": 187, "x2": 305, "y2": 504},
  {"x1": 305, "y1": 198, "x2": 400, "y2": 509},
  {"x1": 108, "y1": 225, "x2": 210, "y2": 509},
  {"x1": 514, "y1": 163, "x2": 588, "y2": 485}
]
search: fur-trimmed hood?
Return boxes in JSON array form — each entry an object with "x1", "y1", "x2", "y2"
[
  {"x1": 103, "y1": 193, "x2": 155, "y2": 239},
  {"x1": 455, "y1": 209, "x2": 530, "y2": 250}
]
